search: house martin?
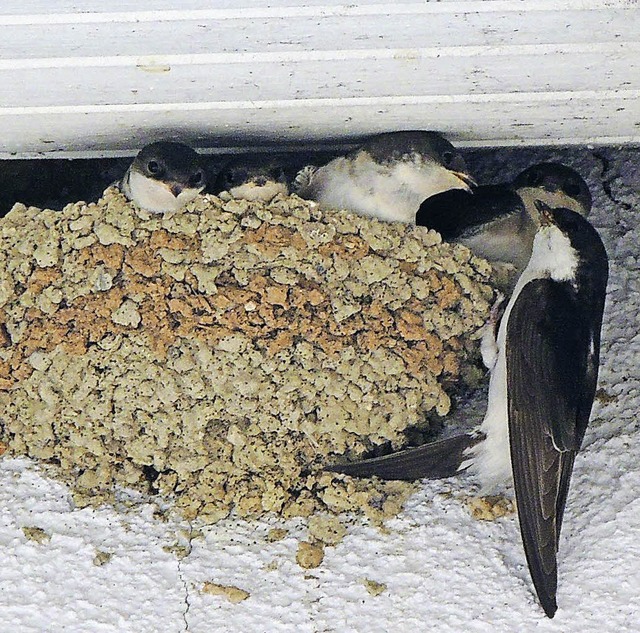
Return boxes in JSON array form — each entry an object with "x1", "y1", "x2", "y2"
[
  {"x1": 328, "y1": 202, "x2": 609, "y2": 618},
  {"x1": 293, "y1": 131, "x2": 476, "y2": 223},
  {"x1": 119, "y1": 141, "x2": 207, "y2": 213},
  {"x1": 215, "y1": 154, "x2": 290, "y2": 203}
]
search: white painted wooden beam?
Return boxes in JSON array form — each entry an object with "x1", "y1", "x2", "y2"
[{"x1": 0, "y1": 0, "x2": 638, "y2": 157}]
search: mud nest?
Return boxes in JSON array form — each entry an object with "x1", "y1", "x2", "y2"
[{"x1": 0, "y1": 189, "x2": 493, "y2": 522}]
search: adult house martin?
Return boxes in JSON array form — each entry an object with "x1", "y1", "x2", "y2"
[{"x1": 328, "y1": 202, "x2": 609, "y2": 617}]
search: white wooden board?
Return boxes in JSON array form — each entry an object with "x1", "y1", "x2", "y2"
[{"x1": 1, "y1": 0, "x2": 639, "y2": 157}]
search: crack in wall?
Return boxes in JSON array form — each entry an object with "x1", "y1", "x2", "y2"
[
  {"x1": 177, "y1": 522, "x2": 195, "y2": 632},
  {"x1": 593, "y1": 150, "x2": 633, "y2": 212}
]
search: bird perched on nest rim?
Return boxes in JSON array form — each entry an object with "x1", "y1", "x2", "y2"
[
  {"x1": 292, "y1": 130, "x2": 476, "y2": 223},
  {"x1": 416, "y1": 163, "x2": 592, "y2": 289},
  {"x1": 119, "y1": 141, "x2": 207, "y2": 213},
  {"x1": 328, "y1": 201, "x2": 609, "y2": 618},
  {"x1": 513, "y1": 162, "x2": 592, "y2": 220},
  {"x1": 215, "y1": 154, "x2": 290, "y2": 203}
]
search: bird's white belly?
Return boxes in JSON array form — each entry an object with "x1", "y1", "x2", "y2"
[
  {"x1": 468, "y1": 349, "x2": 513, "y2": 492},
  {"x1": 313, "y1": 158, "x2": 466, "y2": 223},
  {"x1": 464, "y1": 286, "x2": 524, "y2": 492},
  {"x1": 314, "y1": 162, "x2": 417, "y2": 222}
]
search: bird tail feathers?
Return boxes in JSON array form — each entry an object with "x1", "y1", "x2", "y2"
[{"x1": 325, "y1": 432, "x2": 483, "y2": 481}]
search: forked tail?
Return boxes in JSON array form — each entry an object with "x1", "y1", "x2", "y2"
[{"x1": 325, "y1": 432, "x2": 483, "y2": 480}]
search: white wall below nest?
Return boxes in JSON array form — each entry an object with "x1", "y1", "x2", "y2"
[{"x1": 1, "y1": 0, "x2": 639, "y2": 158}]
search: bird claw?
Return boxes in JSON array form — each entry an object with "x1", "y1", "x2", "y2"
[{"x1": 480, "y1": 292, "x2": 507, "y2": 370}]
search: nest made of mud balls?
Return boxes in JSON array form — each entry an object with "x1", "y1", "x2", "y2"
[{"x1": 0, "y1": 189, "x2": 493, "y2": 522}]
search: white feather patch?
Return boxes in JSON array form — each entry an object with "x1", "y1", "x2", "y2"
[
  {"x1": 526, "y1": 224, "x2": 580, "y2": 283},
  {"x1": 229, "y1": 181, "x2": 287, "y2": 203},
  {"x1": 124, "y1": 170, "x2": 201, "y2": 214},
  {"x1": 464, "y1": 222, "x2": 579, "y2": 491},
  {"x1": 466, "y1": 320, "x2": 512, "y2": 492},
  {"x1": 298, "y1": 153, "x2": 469, "y2": 223}
]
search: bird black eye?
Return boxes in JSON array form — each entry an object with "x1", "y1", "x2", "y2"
[
  {"x1": 189, "y1": 170, "x2": 204, "y2": 187},
  {"x1": 562, "y1": 180, "x2": 581, "y2": 198},
  {"x1": 527, "y1": 170, "x2": 543, "y2": 187},
  {"x1": 442, "y1": 151, "x2": 454, "y2": 166},
  {"x1": 147, "y1": 160, "x2": 162, "y2": 175}
]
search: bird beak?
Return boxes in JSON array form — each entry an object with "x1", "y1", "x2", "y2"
[
  {"x1": 169, "y1": 183, "x2": 183, "y2": 197},
  {"x1": 535, "y1": 199, "x2": 554, "y2": 226},
  {"x1": 452, "y1": 171, "x2": 477, "y2": 192}
]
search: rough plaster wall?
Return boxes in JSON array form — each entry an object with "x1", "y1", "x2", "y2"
[{"x1": 0, "y1": 144, "x2": 638, "y2": 631}]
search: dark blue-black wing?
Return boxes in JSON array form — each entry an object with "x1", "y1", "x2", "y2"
[
  {"x1": 506, "y1": 278, "x2": 602, "y2": 618},
  {"x1": 416, "y1": 185, "x2": 523, "y2": 240}
]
